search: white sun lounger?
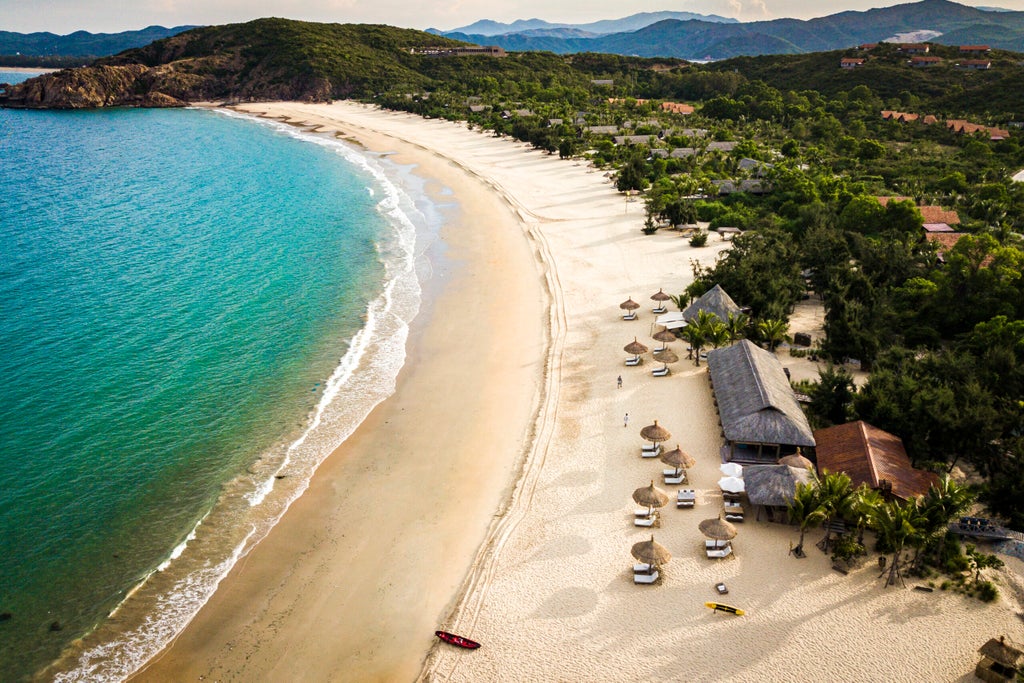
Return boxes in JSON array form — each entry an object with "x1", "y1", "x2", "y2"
[
  {"x1": 634, "y1": 563, "x2": 653, "y2": 573},
  {"x1": 625, "y1": 356, "x2": 641, "y2": 366},
  {"x1": 634, "y1": 514, "x2": 658, "y2": 527},
  {"x1": 663, "y1": 469, "x2": 686, "y2": 485},
  {"x1": 706, "y1": 546, "x2": 733, "y2": 559},
  {"x1": 634, "y1": 508, "x2": 656, "y2": 517},
  {"x1": 634, "y1": 570, "x2": 659, "y2": 584},
  {"x1": 705, "y1": 539, "x2": 730, "y2": 549},
  {"x1": 641, "y1": 444, "x2": 661, "y2": 458},
  {"x1": 652, "y1": 367, "x2": 669, "y2": 377},
  {"x1": 652, "y1": 305, "x2": 667, "y2": 314},
  {"x1": 622, "y1": 312, "x2": 637, "y2": 321},
  {"x1": 677, "y1": 490, "x2": 696, "y2": 508}
]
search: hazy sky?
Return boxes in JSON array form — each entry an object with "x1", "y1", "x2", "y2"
[{"x1": 0, "y1": 0, "x2": 1017, "y2": 34}]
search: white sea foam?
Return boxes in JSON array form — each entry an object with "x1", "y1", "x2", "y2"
[{"x1": 49, "y1": 108, "x2": 436, "y2": 682}]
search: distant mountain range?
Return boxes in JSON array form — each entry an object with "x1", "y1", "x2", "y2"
[
  {"x1": 0, "y1": 25, "x2": 195, "y2": 57},
  {"x1": 430, "y1": 11, "x2": 737, "y2": 38},
  {"x1": 435, "y1": 0, "x2": 1024, "y2": 59}
]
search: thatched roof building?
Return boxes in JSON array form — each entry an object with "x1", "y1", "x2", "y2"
[
  {"x1": 976, "y1": 636, "x2": 1024, "y2": 682},
  {"x1": 813, "y1": 421, "x2": 938, "y2": 501},
  {"x1": 744, "y1": 465, "x2": 814, "y2": 507},
  {"x1": 707, "y1": 340, "x2": 815, "y2": 463},
  {"x1": 682, "y1": 284, "x2": 741, "y2": 323}
]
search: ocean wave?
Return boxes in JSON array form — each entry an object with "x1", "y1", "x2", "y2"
[{"x1": 46, "y1": 109, "x2": 435, "y2": 682}]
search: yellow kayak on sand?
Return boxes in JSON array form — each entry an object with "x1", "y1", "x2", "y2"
[{"x1": 705, "y1": 602, "x2": 745, "y2": 616}]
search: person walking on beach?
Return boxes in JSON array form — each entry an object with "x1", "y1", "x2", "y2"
[
  {"x1": 617, "y1": 375, "x2": 622, "y2": 389},
  {"x1": 624, "y1": 412, "x2": 629, "y2": 428}
]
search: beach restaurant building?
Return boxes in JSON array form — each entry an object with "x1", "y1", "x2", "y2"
[{"x1": 707, "y1": 340, "x2": 815, "y2": 463}]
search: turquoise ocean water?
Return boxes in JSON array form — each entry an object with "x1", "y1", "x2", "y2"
[{"x1": 0, "y1": 72, "x2": 436, "y2": 681}]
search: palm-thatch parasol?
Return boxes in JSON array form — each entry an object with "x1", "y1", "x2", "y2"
[
  {"x1": 652, "y1": 327, "x2": 677, "y2": 352},
  {"x1": 631, "y1": 534, "x2": 671, "y2": 567},
  {"x1": 652, "y1": 348, "x2": 679, "y2": 371},
  {"x1": 651, "y1": 288, "x2": 672, "y2": 313},
  {"x1": 633, "y1": 480, "x2": 670, "y2": 516},
  {"x1": 699, "y1": 515, "x2": 738, "y2": 541},
  {"x1": 720, "y1": 462, "x2": 743, "y2": 478},
  {"x1": 660, "y1": 444, "x2": 696, "y2": 478},
  {"x1": 717, "y1": 476, "x2": 745, "y2": 494},
  {"x1": 624, "y1": 337, "x2": 649, "y2": 363},
  {"x1": 779, "y1": 453, "x2": 815, "y2": 470},
  {"x1": 620, "y1": 297, "x2": 640, "y2": 311},
  {"x1": 640, "y1": 420, "x2": 671, "y2": 448}
]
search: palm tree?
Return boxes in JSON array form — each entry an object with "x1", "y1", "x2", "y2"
[
  {"x1": 964, "y1": 544, "x2": 1004, "y2": 584},
  {"x1": 918, "y1": 475, "x2": 975, "y2": 567},
  {"x1": 704, "y1": 319, "x2": 730, "y2": 350},
  {"x1": 681, "y1": 323, "x2": 706, "y2": 366},
  {"x1": 816, "y1": 470, "x2": 855, "y2": 552},
  {"x1": 757, "y1": 318, "x2": 790, "y2": 352},
  {"x1": 869, "y1": 498, "x2": 926, "y2": 587},
  {"x1": 787, "y1": 482, "x2": 825, "y2": 558},
  {"x1": 850, "y1": 484, "x2": 884, "y2": 545},
  {"x1": 725, "y1": 312, "x2": 750, "y2": 343},
  {"x1": 669, "y1": 293, "x2": 688, "y2": 311}
]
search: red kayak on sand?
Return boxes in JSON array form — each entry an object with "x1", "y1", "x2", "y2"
[{"x1": 435, "y1": 630, "x2": 481, "y2": 649}]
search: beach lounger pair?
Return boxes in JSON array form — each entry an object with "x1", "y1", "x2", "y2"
[
  {"x1": 652, "y1": 305, "x2": 667, "y2": 315},
  {"x1": 633, "y1": 564, "x2": 659, "y2": 584},
  {"x1": 622, "y1": 312, "x2": 637, "y2": 321},
  {"x1": 651, "y1": 366, "x2": 670, "y2": 377},
  {"x1": 634, "y1": 511, "x2": 659, "y2": 527},
  {"x1": 664, "y1": 469, "x2": 687, "y2": 485},
  {"x1": 641, "y1": 444, "x2": 662, "y2": 458},
  {"x1": 707, "y1": 545, "x2": 733, "y2": 559},
  {"x1": 625, "y1": 356, "x2": 641, "y2": 366},
  {"x1": 724, "y1": 501, "x2": 744, "y2": 522},
  {"x1": 677, "y1": 490, "x2": 696, "y2": 508}
]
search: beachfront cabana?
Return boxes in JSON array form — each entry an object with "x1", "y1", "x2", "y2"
[
  {"x1": 682, "y1": 284, "x2": 742, "y2": 323},
  {"x1": 707, "y1": 340, "x2": 815, "y2": 463},
  {"x1": 813, "y1": 421, "x2": 938, "y2": 501},
  {"x1": 743, "y1": 464, "x2": 814, "y2": 522},
  {"x1": 976, "y1": 636, "x2": 1024, "y2": 682}
]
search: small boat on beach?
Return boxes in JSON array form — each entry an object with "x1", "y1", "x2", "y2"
[
  {"x1": 435, "y1": 630, "x2": 481, "y2": 649},
  {"x1": 705, "y1": 602, "x2": 745, "y2": 616}
]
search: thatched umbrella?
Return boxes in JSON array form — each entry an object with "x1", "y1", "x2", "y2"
[
  {"x1": 631, "y1": 534, "x2": 672, "y2": 568},
  {"x1": 620, "y1": 297, "x2": 640, "y2": 313},
  {"x1": 633, "y1": 480, "x2": 670, "y2": 516},
  {"x1": 779, "y1": 453, "x2": 815, "y2": 470},
  {"x1": 651, "y1": 288, "x2": 672, "y2": 313},
  {"x1": 652, "y1": 327, "x2": 676, "y2": 352},
  {"x1": 624, "y1": 337, "x2": 649, "y2": 363},
  {"x1": 640, "y1": 420, "x2": 671, "y2": 449},
  {"x1": 699, "y1": 515, "x2": 738, "y2": 541},
  {"x1": 717, "y1": 476, "x2": 745, "y2": 494},
  {"x1": 660, "y1": 444, "x2": 696, "y2": 479},
  {"x1": 652, "y1": 348, "x2": 679, "y2": 372}
]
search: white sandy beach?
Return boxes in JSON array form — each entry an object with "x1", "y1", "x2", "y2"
[{"x1": 136, "y1": 101, "x2": 1023, "y2": 683}]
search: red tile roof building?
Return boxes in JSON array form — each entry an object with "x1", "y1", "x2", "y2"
[{"x1": 813, "y1": 421, "x2": 939, "y2": 501}]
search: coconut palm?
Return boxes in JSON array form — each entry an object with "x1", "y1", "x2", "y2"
[
  {"x1": 787, "y1": 481, "x2": 825, "y2": 558},
  {"x1": 965, "y1": 544, "x2": 1004, "y2": 584},
  {"x1": 704, "y1": 318, "x2": 730, "y2": 350},
  {"x1": 681, "y1": 323, "x2": 707, "y2": 366},
  {"x1": 816, "y1": 470, "x2": 855, "y2": 552},
  {"x1": 869, "y1": 497, "x2": 926, "y2": 587},
  {"x1": 669, "y1": 293, "x2": 688, "y2": 311},
  {"x1": 757, "y1": 317, "x2": 790, "y2": 352},
  {"x1": 725, "y1": 312, "x2": 750, "y2": 343},
  {"x1": 850, "y1": 484, "x2": 884, "y2": 545},
  {"x1": 918, "y1": 475, "x2": 975, "y2": 566}
]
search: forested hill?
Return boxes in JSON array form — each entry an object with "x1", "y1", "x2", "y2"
[
  {"x1": 0, "y1": 25, "x2": 195, "y2": 59},
  {"x1": 439, "y1": 0, "x2": 1024, "y2": 59},
  {"x1": 0, "y1": 20, "x2": 582, "y2": 108},
  {"x1": 3, "y1": 17, "x2": 1024, "y2": 117}
]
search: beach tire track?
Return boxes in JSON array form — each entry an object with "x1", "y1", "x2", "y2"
[{"x1": 418, "y1": 155, "x2": 568, "y2": 682}]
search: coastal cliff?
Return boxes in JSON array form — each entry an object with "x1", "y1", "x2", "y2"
[{"x1": 0, "y1": 19, "x2": 464, "y2": 108}]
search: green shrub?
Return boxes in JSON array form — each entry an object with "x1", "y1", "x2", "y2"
[
  {"x1": 831, "y1": 536, "x2": 866, "y2": 564},
  {"x1": 689, "y1": 232, "x2": 709, "y2": 247},
  {"x1": 977, "y1": 581, "x2": 999, "y2": 602}
]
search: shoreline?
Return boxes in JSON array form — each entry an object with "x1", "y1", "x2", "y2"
[
  {"x1": 134, "y1": 102, "x2": 1023, "y2": 682},
  {"x1": 131, "y1": 103, "x2": 550, "y2": 681}
]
